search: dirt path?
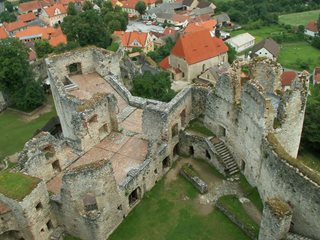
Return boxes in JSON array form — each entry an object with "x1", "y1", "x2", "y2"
[{"x1": 242, "y1": 201, "x2": 262, "y2": 225}]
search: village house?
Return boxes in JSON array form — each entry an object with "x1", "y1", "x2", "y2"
[
  {"x1": 251, "y1": 38, "x2": 280, "y2": 60},
  {"x1": 313, "y1": 67, "x2": 320, "y2": 85},
  {"x1": 143, "y1": 2, "x2": 183, "y2": 22},
  {"x1": 18, "y1": 12, "x2": 37, "y2": 23},
  {"x1": 281, "y1": 70, "x2": 297, "y2": 91},
  {"x1": 15, "y1": 26, "x2": 67, "y2": 47},
  {"x1": 3, "y1": 20, "x2": 27, "y2": 37},
  {"x1": 0, "y1": 26, "x2": 8, "y2": 40},
  {"x1": 305, "y1": 20, "x2": 319, "y2": 37},
  {"x1": 115, "y1": 31, "x2": 154, "y2": 53},
  {"x1": 160, "y1": 29, "x2": 228, "y2": 81},
  {"x1": 18, "y1": 0, "x2": 52, "y2": 15},
  {"x1": 40, "y1": 3, "x2": 67, "y2": 26},
  {"x1": 198, "y1": 62, "x2": 230, "y2": 86},
  {"x1": 182, "y1": 0, "x2": 216, "y2": 12},
  {"x1": 226, "y1": 32, "x2": 255, "y2": 53},
  {"x1": 184, "y1": 19, "x2": 217, "y2": 35},
  {"x1": 120, "y1": 0, "x2": 156, "y2": 17},
  {"x1": 213, "y1": 13, "x2": 231, "y2": 27}
]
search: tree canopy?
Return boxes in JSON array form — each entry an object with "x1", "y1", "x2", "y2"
[
  {"x1": 225, "y1": 43, "x2": 236, "y2": 64},
  {"x1": 67, "y1": 2, "x2": 77, "y2": 15},
  {"x1": 147, "y1": 38, "x2": 175, "y2": 63},
  {"x1": 131, "y1": 71, "x2": 176, "y2": 102},
  {"x1": 135, "y1": 1, "x2": 146, "y2": 15},
  {"x1": 34, "y1": 39, "x2": 54, "y2": 58},
  {"x1": 0, "y1": 39, "x2": 45, "y2": 111},
  {"x1": 0, "y1": 11, "x2": 16, "y2": 23}
]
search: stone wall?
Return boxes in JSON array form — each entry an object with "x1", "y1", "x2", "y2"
[{"x1": 0, "y1": 91, "x2": 7, "y2": 113}]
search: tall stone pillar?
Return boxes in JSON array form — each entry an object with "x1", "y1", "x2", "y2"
[{"x1": 259, "y1": 198, "x2": 293, "y2": 240}]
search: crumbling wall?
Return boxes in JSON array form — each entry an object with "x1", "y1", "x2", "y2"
[
  {"x1": 18, "y1": 132, "x2": 78, "y2": 181},
  {"x1": 57, "y1": 160, "x2": 123, "y2": 240},
  {"x1": 259, "y1": 139, "x2": 320, "y2": 239},
  {"x1": 31, "y1": 59, "x2": 48, "y2": 82},
  {"x1": 0, "y1": 91, "x2": 7, "y2": 113},
  {"x1": 0, "y1": 181, "x2": 56, "y2": 240}
]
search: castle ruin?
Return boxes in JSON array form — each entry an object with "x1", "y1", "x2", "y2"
[{"x1": 0, "y1": 47, "x2": 319, "y2": 240}]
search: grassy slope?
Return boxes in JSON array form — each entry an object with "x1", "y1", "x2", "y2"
[
  {"x1": 0, "y1": 96, "x2": 56, "y2": 160},
  {"x1": 279, "y1": 10, "x2": 320, "y2": 26},
  {"x1": 297, "y1": 148, "x2": 320, "y2": 174},
  {"x1": 109, "y1": 176, "x2": 250, "y2": 240}
]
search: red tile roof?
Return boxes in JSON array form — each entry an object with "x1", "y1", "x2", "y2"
[
  {"x1": 281, "y1": 71, "x2": 297, "y2": 87},
  {"x1": 18, "y1": 12, "x2": 37, "y2": 22},
  {"x1": 0, "y1": 26, "x2": 8, "y2": 39},
  {"x1": 43, "y1": 3, "x2": 67, "y2": 17},
  {"x1": 306, "y1": 21, "x2": 318, "y2": 33},
  {"x1": 121, "y1": 31, "x2": 148, "y2": 48},
  {"x1": 121, "y1": 0, "x2": 155, "y2": 8},
  {"x1": 184, "y1": 19, "x2": 217, "y2": 34},
  {"x1": 16, "y1": 26, "x2": 49, "y2": 39},
  {"x1": 171, "y1": 14, "x2": 190, "y2": 23},
  {"x1": 159, "y1": 56, "x2": 170, "y2": 69},
  {"x1": 3, "y1": 20, "x2": 27, "y2": 32},
  {"x1": 113, "y1": 30, "x2": 125, "y2": 38},
  {"x1": 18, "y1": 0, "x2": 42, "y2": 12},
  {"x1": 49, "y1": 33, "x2": 67, "y2": 46},
  {"x1": 314, "y1": 67, "x2": 320, "y2": 84},
  {"x1": 171, "y1": 30, "x2": 228, "y2": 64}
]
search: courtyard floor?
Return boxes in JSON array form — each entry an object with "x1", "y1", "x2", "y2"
[{"x1": 109, "y1": 157, "x2": 261, "y2": 240}]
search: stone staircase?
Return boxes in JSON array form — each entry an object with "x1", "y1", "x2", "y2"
[{"x1": 211, "y1": 137, "x2": 239, "y2": 176}]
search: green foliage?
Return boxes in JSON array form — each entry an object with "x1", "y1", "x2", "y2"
[
  {"x1": 131, "y1": 71, "x2": 176, "y2": 102},
  {"x1": 279, "y1": 10, "x2": 320, "y2": 26},
  {"x1": 62, "y1": 10, "x2": 111, "y2": 48},
  {"x1": 311, "y1": 35, "x2": 320, "y2": 49},
  {"x1": 4, "y1": 1, "x2": 14, "y2": 12},
  {"x1": 67, "y1": 2, "x2": 77, "y2": 15},
  {"x1": 107, "y1": 41, "x2": 119, "y2": 52},
  {"x1": 301, "y1": 84, "x2": 320, "y2": 151},
  {"x1": 35, "y1": 39, "x2": 54, "y2": 58},
  {"x1": 53, "y1": 41, "x2": 80, "y2": 53},
  {"x1": 317, "y1": 14, "x2": 320, "y2": 30},
  {"x1": 225, "y1": 43, "x2": 236, "y2": 64},
  {"x1": 135, "y1": 1, "x2": 146, "y2": 15},
  {"x1": 0, "y1": 11, "x2": 17, "y2": 23},
  {"x1": 82, "y1": 0, "x2": 93, "y2": 11},
  {"x1": 239, "y1": 175, "x2": 263, "y2": 212},
  {"x1": 0, "y1": 38, "x2": 46, "y2": 111},
  {"x1": 147, "y1": 37, "x2": 175, "y2": 63},
  {"x1": 102, "y1": 3, "x2": 128, "y2": 31}
]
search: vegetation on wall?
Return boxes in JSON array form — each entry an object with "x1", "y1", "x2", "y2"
[{"x1": 147, "y1": 38, "x2": 175, "y2": 63}]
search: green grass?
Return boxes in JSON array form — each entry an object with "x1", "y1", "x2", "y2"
[
  {"x1": 107, "y1": 42, "x2": 119, "y2": 52},
  {"x1": 298, "y1": 148, "x2": 320, "y2": 174},
  {"x1": 239, "y1": 175, "x2": 263, "y2": 212},
  {"x1": 64, "y1": 235, "x2": 81, "y2": 240},
  {"x1": 278, "y1": 41, "x2": 320, "y2": 71},
  {"x1": 0, "y1": 171, "x2": 41, "y2": 201},
  {"x1": 0, "y1": 96, "x2": 56, "y2": 161},
  {"x1": 230, "y1": 24, "x2": 285, "y2": 43},
  {"x1": 218, "y1": 195, "x2": 260, "y2": 237},
  {"x1": 279, "y1": 10, "x2": 320, "y2": 26},
  {"x1": 109, "y1": 176, "x2": 250, "y2": 240},
  {"x1": 186, "y1": 119, "x2": 215, "y2": 137}
]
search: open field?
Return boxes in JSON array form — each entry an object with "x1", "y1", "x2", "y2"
[
  {"x1": 278, "y1": 41, "x2": 320, "y2": 71},
  {"x1": 0, "y1": 96, "x2": 56, "y2": 160},
  {"x1": 279, "y1": 10, "x2": 320, "y2": 26},
  {"x1": 109, "y1": 158, "x2": 251, "y2": 240}
]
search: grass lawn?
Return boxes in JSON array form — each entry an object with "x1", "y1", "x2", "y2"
[
  {"x1": 0, "y1": 95, "x2": 57, "y2": 161},
  {"x1": 298, "y1": 148, "x2": 320, "y2": 174},
  {"x1": 0, "y1": 171, "x2": 40, "y2": 201},
  {"x1": 239, "y1": 175, "x2": 263, "y2": 212},
  {"x1": 186, "y1": 118, "x2": 215, "y2": 137},
  {"x1": 279, "y1": 10, "x2": 320, "y2": 26},
  {"x1": 278, "y1": 41, "x2": 320, "y2": 70},
  {"x1": 109, "y1": 175, "x2": 250, "y2": 240},
  {"x1": 230, "y1": 24, "x2": 285, "y2": 43},
  {"x1": 217, "y1": 195, "x2": 260, "y2": 237}
]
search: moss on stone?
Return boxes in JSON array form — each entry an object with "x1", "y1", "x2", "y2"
[
  {"x1": 0, "y1": 171, "x2": 41, "y2": 201},
  {"x1": 186, "y1": 118, "x2": 214, "y2": 137},
  {"x1": 267, "y1": 198, "x2": 292, "y2": 219}
]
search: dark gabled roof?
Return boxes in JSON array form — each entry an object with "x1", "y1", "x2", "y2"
[
  {"x1": 197, "y1": 0, "x2": 211, "y2": 8},
  {"x1": 252, "y1": 38, "x2": 280, "y2": 57},
  {"x1": 183, "y1": 0, "x2": 194, "y2": 7},
  {"x1": 213, "y1": 13, "x2": 230, "y2": 24}
]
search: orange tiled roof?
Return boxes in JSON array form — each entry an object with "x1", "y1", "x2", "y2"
[
  {"x1": 121, "y1": 31, "x2": 148, "y2": 48},
  {"x1": 281, "y1": 71, "x2": 297, "y2": 87},
  {"x1": 171, "y1": 14, "x2": 190, "y2": 23},
  {"x1": 171, "y1": 29, "x2": 228, "y2": 64},
  {"x1": 113, "y1": 30, "x2": 125, "y2": 38},
  {"x1": 306, "y1": 21, "x2": 318, "y2": 33},
  {"x1": 3, "y1": 20, "x2": 27, "y2": 32},
  {"x1": 43, "y1": 3, "x2": 67, "y2": 17},
  {"x1": 159, "y1": 56, "x2": 170, "y2": 69},
  {"x1": 0, "y1": 26, "x2": 8, "y2": 39},
  {"x1": 15, "y1": 26, "x2": 50, "y2": 39},
  {"x1": 19, "y1": 0, "x2": 42, "y2": 12},
  {"x1": 121, "y1": 0, "x2": 155, "y2": 9},
  {"x1": 18, "y1": 12, "x2": 37, "y2": 22},
  {"x1": 184, "y1": 19, "x2": 217, "y2": 34},
  {"x1": 49, "y1": 33, "x2": 67, "y2": 46}
]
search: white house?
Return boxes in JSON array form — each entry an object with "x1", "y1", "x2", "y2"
[
  {"x1": 226, "y1": 32, "x2": 255, "y2": 53},
  {"x1": 305, "y1": 21, "x2": 319, "y2": 37},
  {"x1": 40, "y1": 4, "x2": 67, "y2": 27},
  {"x1": 251, "y1": 38, "x2": 280, "y2": 60}
]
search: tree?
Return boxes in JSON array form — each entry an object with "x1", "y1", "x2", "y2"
[
  {"x1": 301, "y1": 84, "x2": 320, "y2": 151},
  {"x1": 4, "y1": 1, "x2": 14, "y2": 12},
  {"x1": 62, "y1": 10, "x2": 111, "y2": 48},
  {"x1": 317, "y1": 14, "x2": 320, "y2": 31},
  {"x1": 82, "y1": 0, "x2": 93, "y2": 11},
  {"x1": 147, "y1": 37, "x2": 175, "y2": 62},
  {"x1": 135, "y1": 1, "x2": 146, "y2": 15},
  {"x1": 311, "y1": 36, "x2": 320, "y2": 49},
  {"x1": 0, "y1": 38, "x2": 45, "y2": 111},
  {"x1": 67, "y1": 2, "x2": 77, "y2": 16},
  {"x1": 132, "y1": 71, "x2": 176, "y2": 102},
  {"x1": 35, "y1": 39, "x2": 54, "y2": 58},
  {"x1": 225, "y1": 43, "x2": 237, "y2": 64},
  {"x1": 0, "y1": 11, "x2": 17, "y2": 23}
]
